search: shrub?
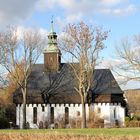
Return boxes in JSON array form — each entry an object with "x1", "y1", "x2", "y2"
[
  {"x1": 44, "y1": 121, "x2": 48, "y2": 129},
  {"x1": 125, "y1": 116, "x2": 130, "y2": 122},
  {"x1": 0, "y1": 117, "x2": 9, "y2": 129},
  {"x1": 87, "y1": 118, "x2": 104, "y2": 128},
  {"x1": 59, "y1": 117, "x2": 65, "y2": 128},
  {"x1": 70, "y1": 118, "x2": 76, "y2": 128},
  {"x1": 26, "y1": 122, "x2": 30, "y2": 129},
  {"x1": 0, "y1": 105, "x2": 15, "y2": 129},
  {"x1": 39, "y1": 121, "x2": 43, "y2": 129},
  {"x1": 137, "y1": 116, "x2": 140, "y2": 121},
  {"x1": 127, "y1": 121, "x2": 140, "y2": 127},
  {"x1": 54, "y1": 123, "x2": 58, "y2": 128},
  {"x1": 69, "y1": 118, "x2": 82, "y2": 128},
  {"x1": 76, "y1": 119, "x2": 82, "y2": 128},
  {"x1": 125, "y1": 115, "x2": 140, "y2": 127},
  {"x1": 88, "y1": 111, "x2": 104, "y2": 128}
]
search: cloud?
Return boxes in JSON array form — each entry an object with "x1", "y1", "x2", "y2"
[
  {"x1": 100, "y1": 0, "x2": 122, "y2": 7},
  {"x1": 0, "y1": 0, "x2": 138, "y2": 29},
  {"x1": 98, "y1": 58, "x2": 123, "y2": 69},
  {"x1": 0, "y1": 0, "x2": 37, "y2": 29},
  {"x1": 37, "y1": 0, "x2": 138, "y2": 24},
  {"x1": 99, "y1": 4, "x2": 137, "y2": 16},
  {"x1": 36, "y1": 0, "x2": 57, "y2": 11}
]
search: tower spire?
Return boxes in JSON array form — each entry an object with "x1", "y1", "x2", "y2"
[
  {"x1": 51, "y1": 15, "x2": 54, "y2": 33},
  {"x1": 44, "y1": 16, "x2": 61, "y2": 72}
]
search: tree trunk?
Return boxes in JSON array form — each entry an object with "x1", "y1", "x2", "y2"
[
  {"x1": 22, "y1": 85, "x2": 27, "y2": 129},
  {"x1": 22, "y1": 98, "x2": 26, "y2": 129},
  {"x1": 81, "y1": 96, "x2": 86, "y2": 128}
]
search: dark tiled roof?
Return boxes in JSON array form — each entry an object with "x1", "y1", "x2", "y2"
[{"x1": 13, "y1": 63, "x2": 123, "y2": 104}]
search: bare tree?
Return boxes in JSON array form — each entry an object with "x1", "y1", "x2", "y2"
[
  {"x1": 112, "y1": 35, "x2": 140, "y2": 84},
  {"x1": 39, "y1": 65, "x2": 69, "y2": 103},
  {"x1": 59, "y1": 22, "x2": 109, "y2": 128},
  {"x1": 0, "y1": 27, "x2": 45, "y2": 128}
]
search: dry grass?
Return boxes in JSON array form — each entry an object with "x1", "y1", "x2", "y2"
[
  {"x1": 0, "y1": 133, "x2": 140, "y2": 140},
  {"x1": 1, "y1": 128, "x2": 140, "y2": 140}
]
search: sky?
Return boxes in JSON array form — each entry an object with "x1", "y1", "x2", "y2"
[{"x1": 0, "y1": 0, "x2": 140, "y2": 89}]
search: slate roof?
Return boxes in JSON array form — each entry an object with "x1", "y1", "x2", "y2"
[{"x1": 13, "y1": 63, "x2": 124, "y2": 104}]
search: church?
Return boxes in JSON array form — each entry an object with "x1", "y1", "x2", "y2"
[{"x1": 13, "y1": 23, "x2": 126, "y2": 129}]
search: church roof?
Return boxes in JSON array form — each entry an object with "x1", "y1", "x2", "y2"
[{"x1": 13, "y1": 63, "x2": 124, "y2": 104}]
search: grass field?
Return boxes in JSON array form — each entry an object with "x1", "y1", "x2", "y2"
[{"x1": 0, "y1": 128, "x2": 140, "y2": 140}]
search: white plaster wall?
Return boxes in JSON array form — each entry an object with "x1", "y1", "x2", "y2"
[
  {"x1": 26, "y1": 104, "x2": 33, "y2": 128},
  {"x1": 90, "y1": 103, "x2": 125, "y2": 127},
  {"x1": 29, "y1": 104, "x2": 50, "y2": 128},
  {"x1": 16, "y1": 104, "x2": 23, "y2": 129},
  {"x1": 118, "y1": 106, "x2": 125, "y2": 126},
  {"x1": 17, "y1": 103, "x2": 89, "y2": 128},
  {"x1": 16, "y1": 105, "x2": 19, "y2": 126},
  {"x1": 16, "y1": 103, "x2": 124, "y2": 128},
  {"x1": 49, "y1": 104, "x2": 89, "y2": 127}
]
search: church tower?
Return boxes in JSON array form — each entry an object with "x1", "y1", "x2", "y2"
[{"x1": 44, "y1": 19, "x2": 61, "y2": 72}]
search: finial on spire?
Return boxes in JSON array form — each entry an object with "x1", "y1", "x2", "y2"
[{"x1": 51, "y1": 15, "x2": 54, "y2": 33}]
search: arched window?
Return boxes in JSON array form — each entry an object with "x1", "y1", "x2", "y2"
[
  {"x1": 33, "y1": 107, "x2": 37, "y2": 124},
  {"x1": 50, "y1": 107, "x2": 54, "y2": 124},
  {"x1": 42, "y1": 105, "x2": 45, "y2": 112},
  {"x1": 65, "y1": 107, "x2": 69, "y2": 124},
  {"x1": 114, "y1": 108, "x2": 116, "y2": 119}
]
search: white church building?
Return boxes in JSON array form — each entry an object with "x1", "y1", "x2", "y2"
[{"x1": 13, "y1": 24, "x2": 126, "y2": 129}]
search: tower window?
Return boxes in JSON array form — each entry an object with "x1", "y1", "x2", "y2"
[{"x1": 33, "y1": 107, "x2": 37, "y2": 124}]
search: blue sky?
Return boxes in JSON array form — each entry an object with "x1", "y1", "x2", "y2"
[
  {"x1": 0, "y1": 0, "x2": 140, "y2": 89},
  {"x1": 1, "y1": 0, "x2": 139, "y2": 59}
]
